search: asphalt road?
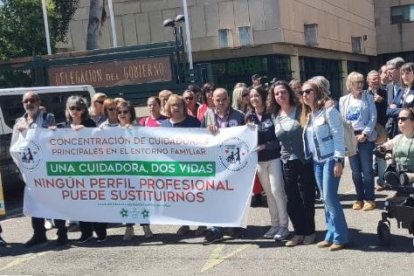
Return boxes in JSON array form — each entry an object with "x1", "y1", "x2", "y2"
[{"x1": 1, "y1": 161, "x2": 413, "y2": 275}]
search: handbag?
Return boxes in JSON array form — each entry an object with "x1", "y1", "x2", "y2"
[
  {"x1": 341, "y1": 95, "x2": 358, "y2": 157},
  {"x1": 375, "y1": 123, "x2": 388, "y2": 144},
  {"x1": 342, "y1": 120, "x2": 357, "y2": 157}
]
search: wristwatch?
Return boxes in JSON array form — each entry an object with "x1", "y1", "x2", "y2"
[{"x1": 334, "y1": 157, "x2": 344, "y2": 166}]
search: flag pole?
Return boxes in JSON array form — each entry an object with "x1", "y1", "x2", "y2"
[
  {"x1": 182, "y1": 0, "x2": 193, "y2": 70},
  {"x1": 41, "y1": 0, "x2": 52, "y2": 55},
  {"x1": 108, "y1": 0, "x2": 118, "y2": 47}
]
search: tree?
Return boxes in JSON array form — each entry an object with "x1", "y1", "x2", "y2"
[
  {"x1": 86, "y1": 0, "x2": 106, "y2": 50},
  {"x1": 0, "y1": 0, "x2": 79, "y2": 60}
]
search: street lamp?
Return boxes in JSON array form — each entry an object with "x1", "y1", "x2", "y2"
[{"x1": 163, "y1": 15, "x2": 186, "y2": 82}]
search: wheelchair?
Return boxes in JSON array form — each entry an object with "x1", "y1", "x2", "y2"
[{"x1": 373, "y1": 148, "x2": 414, "y2": 247}]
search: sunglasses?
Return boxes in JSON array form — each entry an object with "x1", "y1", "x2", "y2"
[
  {"x1": 242, "y1": 93, "x2": 249, "y2": 97},
  {"x1": 118, "y1": 110, "x2": 130, "y2": 115},
  {"x1": 23, "y1": 98, "x2": 37, "y2": 104},
  {"x1": 301, "y1": 89, "x2": 313, "y2": 95},
  {"x1": 397, "y1": 116, "x2": 413, "y2": 122},
  {"x1": 69, "y1": 106, "x2": 82, "y2": 111},
  {"x1": 95, "y1": 100, "x2": 104, "y2": 105},
  {"x1": 184, "y1": 96, "x2": 194, "y2": 100}
]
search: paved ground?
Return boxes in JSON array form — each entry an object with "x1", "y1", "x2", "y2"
[{"x1": 1, "y1": 161, "x2": 413, "y2": 275}]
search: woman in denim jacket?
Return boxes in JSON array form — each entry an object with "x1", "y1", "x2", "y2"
[
  {"x1": 301, "y1": 80, "x2": 349, "y2": 251},
  {"x1": 339, "y1": 72, "x2": 377, "y2": 211}
]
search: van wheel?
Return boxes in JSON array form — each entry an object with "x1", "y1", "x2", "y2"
[{"x1": 377, "y1": 220, "x2": 391, "y2": 246}]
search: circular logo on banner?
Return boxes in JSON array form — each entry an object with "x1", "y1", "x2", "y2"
[
  {"x1": 218, "y1": 137, "x2": 250, "y2": 172},
  {"x1": 17, "y1": 141, "x2": 41, "y2": 171}
]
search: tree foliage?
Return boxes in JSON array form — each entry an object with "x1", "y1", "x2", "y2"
[{"x1": 0, "y1": 0, "x2": 79, "y2": 60}]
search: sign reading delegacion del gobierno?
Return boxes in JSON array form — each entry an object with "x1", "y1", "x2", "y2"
[{"x1": 48, "y1": 56, "x2": 173, "y2": 87}]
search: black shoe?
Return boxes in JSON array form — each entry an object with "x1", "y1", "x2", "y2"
[
  {"x1": 77, "y1": 234, "x2": 93, "y2": 244},
  {"x1": 203, "y1": 229, "x2": 224, "y2": 245},
  {"x1": 229, "y1": 228, "x2": 245, "y2": 239},
  {"x1": 55, "y1": 235, "x2": 69, "y2": 246},
  {"x1": 96, "y1": 235, "x2": 107, "y2": 243},
  {"x1": 25, "y1": 235, "x2": 48, "y2": 247},
  {"x1": 0, "y1": 235, "x2": 7, "y2": 247}
]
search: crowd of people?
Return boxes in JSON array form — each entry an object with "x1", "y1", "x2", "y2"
[{"x1": 1, "y1": 56, "x2": 414, "y2": 251}]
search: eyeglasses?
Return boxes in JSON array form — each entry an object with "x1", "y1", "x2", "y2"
[
  {"x1": 397, "y1": 116, "x2": 413, "y2": 122},
  {"x1": 301, "y1": 89, "x2": 313, "y2": 95},
  {"x1": 184, "y1": 96, "x2": 194, "y2": 100},
  {"x1": 107, "y1": 108, "x2": 116, "y2": 111},
  {"x1": 118, "y1": 110, "x2": 130, "y2": 115},
  {"x1": 69, "y1": 106, "x2": 82, "y2": 111},
  {"x1": 23, "y1": 98, "x2": 37, "y2": 104},
  {"x1": 355, "y1": 80, "x2": 365, "y2": 84},
  {"x1": 95, "y1": 100, "x2": 104, "y2": 105}
]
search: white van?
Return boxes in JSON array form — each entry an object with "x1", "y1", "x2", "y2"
[{"x1": 0, "y1": 85, "x2": 96, "y2": 192}]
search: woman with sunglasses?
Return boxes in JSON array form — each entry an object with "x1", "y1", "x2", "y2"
[
  {"x1": 301, "y1": 80, "x2": 349, "y2": 251},
  {"x1": 183, "y1": 90, "x2": 200, "y2": 117},
  {"x1": 89, "y1": 92, "x2": 108, "y2": 125},
  {"x1": 267, "y1": 80, "x2": 317, "y2": 247},
  {"x1": 380, "y1": 108, "x2": 414, "y2": 185},
  {"x1": 232, "y1": 86, "x2": 250, "y2": 114},
  {"x1": 116, "y1": 101, "x2": 154, "y2": 240},
  {"x1": 58, "y1": 96, "x2": 108, "y2": 243},
  {"x1": 197, "y1": 82, "x2": 215, "y2": 121},
  {"x1": 138, "y1": 96, "x2": 167, "y2": 127},
  {"x1": 245, "y1": 86, "x2": 288, "y2": 239},
  {"x1": 339, "y1": 72, "x2": 377, "y2": 211}
]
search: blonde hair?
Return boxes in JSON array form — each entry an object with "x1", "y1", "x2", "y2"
[
  {"x1": 90, "y1": 92, "x2": 108, "y2": 116},
  {"x1": 163, "y1": 94, "x2": 187, "y2": 118},
  {"x1": 232, "y1": 87, "x2": 249, "y2": 112},
  {"x1": 345, "y1": 71, "x2": 364, "y2": 92}
]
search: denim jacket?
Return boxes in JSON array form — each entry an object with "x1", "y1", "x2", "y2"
[
  {"x1": 339, "y1": 91, "x2": 377, "y2": 142},
  {"x1": 303, "y1": 107, "x2": 345, "y2": 162}
]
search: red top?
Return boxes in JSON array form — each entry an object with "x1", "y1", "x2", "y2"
[
  {"x1": 139, "y1": 115, "x2": 167, "y2": 127},
  {"x1": 197, "y1": 104, "x2": 209, "y2": 121}
]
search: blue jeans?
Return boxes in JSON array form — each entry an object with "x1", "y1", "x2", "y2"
[
  {"x1": 349, "y1": 141, "x2": 375, "y2": 201},
  {"x1": 374, "y1": 155, "x2": 387, "y2": 185},
  {"x1": 314, "y1": 159, "x2": 349, "y2": 244}
]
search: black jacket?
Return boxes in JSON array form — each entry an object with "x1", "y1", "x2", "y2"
[{"x1": 245, "y1": 111, "x2": 281, "y2": 162}]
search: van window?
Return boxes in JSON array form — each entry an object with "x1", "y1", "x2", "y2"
[{"x1": 0, "y1": 90, "x2": 92, "y2": 130}]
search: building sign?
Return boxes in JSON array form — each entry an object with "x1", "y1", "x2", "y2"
[{"x1": 48, "y1": 56, "x2": 173, "y2": 87}]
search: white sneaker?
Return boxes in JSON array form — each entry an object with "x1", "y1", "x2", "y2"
[
  {"x1": 263, "y1": 226, "x2": 280, "y2": 239},
  {"x1": 123, "y1": 226, "x2": 135, "y2": 241},
  {"x1": 142, "y1": 225, "x2": 153, "y2": 239},
  {"x1": 274, "y1": 227, "x2": 290, "y2": 241}
]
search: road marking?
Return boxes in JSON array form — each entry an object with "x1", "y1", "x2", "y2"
[
  {"x1": 0, "y1": 252, "x2": 48, "y2": 271},
  {"x1": 201, "y1": 244, "x2": 251, "y2": 273}
]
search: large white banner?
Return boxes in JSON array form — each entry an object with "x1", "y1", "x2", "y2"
[{"x1": 10, "y1": 126, "x2": 257, "y2": 227}]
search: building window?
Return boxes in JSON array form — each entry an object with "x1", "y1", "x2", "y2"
[
  {"x1": 351, "y1": 36, "x2": 363, "y2": 54},
  {"x1": 391, "y1": 5, "x2": 414, "y2": 24},
  {"x1": 238, "y1": 26, "x2": 251, "y2": 47},
  {"x1": 304, "y1": 24, "x2": 318, "y2": 46},
  {"x1": 218, "y1": 29, "x2": 230, "y2": 48}
]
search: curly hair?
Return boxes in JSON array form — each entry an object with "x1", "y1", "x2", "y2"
[{"x1": 266, "y1": 80, "x2": 299, "y2": 115}]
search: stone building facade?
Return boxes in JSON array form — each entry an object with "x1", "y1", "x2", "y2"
[{"x1": 60, "y1": 0, "x2": 378, "y2": 98}]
